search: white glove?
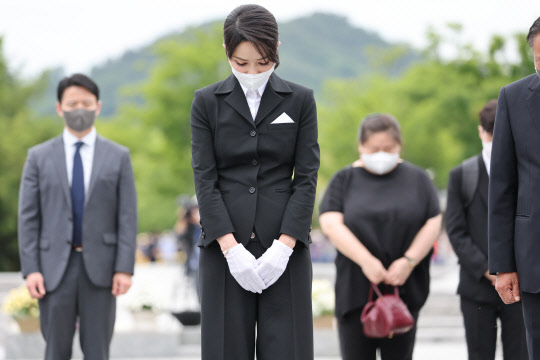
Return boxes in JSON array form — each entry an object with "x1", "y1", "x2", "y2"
[
  {"x1": 225, "y1": 244, "x2": 266, "y2": 293},
  {"x1": 256, "y1": 240, "x2": 294, "y2": 288}
]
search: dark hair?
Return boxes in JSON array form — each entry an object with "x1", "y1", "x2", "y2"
[
  {"x1": 223, "y1": 4, "x2": 280, "y2": 68},
  {"x1": 527, "y1": 17, "x2": 540, "y2": 48},
  {"x1": 184, "y1": 204, "x2": 199, "y2": 219},
  {"x1": 358, "y1": 113, "x2": 402, "y2": 145},
  {"x1": 57, "y1": 73, "x2": 99, "y2": 102},
  {"x1": 479, "y1": 99, "x2": 497, "y2": 134}
]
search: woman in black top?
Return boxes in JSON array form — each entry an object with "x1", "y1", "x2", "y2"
[{"x1": 319, "y1": 114, "x2": 441, "y2": 360}]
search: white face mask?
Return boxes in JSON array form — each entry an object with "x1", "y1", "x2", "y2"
[
  {"x1": 230, "y1": 62, "x2": 275, "y2": 91},
  {"x1": 362, "y1": 151, "x2": 400, "y2": 175},
  {"x1": 482, "y1": 141, "x2": 492, "y2": 159}
]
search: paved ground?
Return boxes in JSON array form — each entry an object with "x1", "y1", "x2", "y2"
[{"x1": 0, "y1": 259, "x2": 505, "y2": 359}]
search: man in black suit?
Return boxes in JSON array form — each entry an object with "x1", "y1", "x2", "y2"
[
  {"x1": 489, "y1": 17, "x2": 540, "y2": 359},
  {"x1": 447, "y1": 100, "x2": 527, "y2": 360}
]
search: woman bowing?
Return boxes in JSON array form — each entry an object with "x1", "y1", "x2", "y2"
[{"x1": 190, "y1": 5, "x2": 319, "y2": 360}]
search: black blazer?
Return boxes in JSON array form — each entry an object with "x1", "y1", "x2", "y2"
[
  {"x1": 489, "y1": 74, "x2": 540, "y2": 293},
  {"x1": 190, "y1": 73, "x2": 320, "y2": 248},
  {"x1": 446, "y1": 155, "x2": 501, "y2": 304}
]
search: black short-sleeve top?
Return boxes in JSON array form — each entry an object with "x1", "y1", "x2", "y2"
[{"x1": 319, "y1": 162, "x2": 440, "y2": 317}]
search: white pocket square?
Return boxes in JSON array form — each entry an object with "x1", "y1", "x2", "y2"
[{"x1": 270, "y1": 112, "x2": 295, "y2": 124}]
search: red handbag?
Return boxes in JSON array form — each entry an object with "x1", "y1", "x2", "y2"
[{"x1": 360, "y1": 283, "x2": 414, "y2": 338}]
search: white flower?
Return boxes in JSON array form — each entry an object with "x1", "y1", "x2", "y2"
[
  {"x1": 311, "y1": 279, "x2": 335, "y2": 318},
  {"x1": 119, "y1": 274, "x2": 168, "y2": 313}
]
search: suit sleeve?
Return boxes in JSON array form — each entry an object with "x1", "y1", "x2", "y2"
[
  {"x1": 488, "y1": 86, "x2": 518, "y2": 274},
  {"x1": 280, "y1": 89, "x2": 320, "y2": 246},
  {"x1": 18, "y1": 149, "x2": 41, "y2": 277},
  {"x1": 114, "y1": 150, "x2": 138, "y2": 274},
  {"x1": 191, "y1": 90, "x2": 235, "y2": 246},
  {"x1": 446, "y1": 166, "x2": 488, "y2": 280}
]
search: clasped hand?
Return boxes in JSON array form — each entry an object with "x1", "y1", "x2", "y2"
[
  {"x1": 225, "y1": 240, "x2": 293, "y2": 293},
  {"x1": 361, "y1": 256, "x2": 414, "y2": 286}
]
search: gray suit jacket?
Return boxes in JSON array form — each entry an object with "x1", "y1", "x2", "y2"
[{"x1": 18, "y1": 134, "x2": 137, "y2": 292}]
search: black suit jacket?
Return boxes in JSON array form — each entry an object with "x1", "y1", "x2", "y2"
[
  {"x1": 446, "y1": 155, "x2": 501, "y2": 304},
  {"x1": 190, "y1": 73, "x2": 320, "y2": 248},
  {"x1": 489, "y1": 73, "x2": 540, "y2": 293}
]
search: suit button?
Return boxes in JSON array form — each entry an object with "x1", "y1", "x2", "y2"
[
  {"x1": 252, "y1": 159, "x2": 258, "y2": 166},
  {"x1": 250, "y1": 130, "x2": 257, "y2": 137},
  {"x1": 251, "y1": 232, "x2": 255, "y2": 239},
  {"x1": 249, "y1": 187, "x2": 256, "y2": 194}
]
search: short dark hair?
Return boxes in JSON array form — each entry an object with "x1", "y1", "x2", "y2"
[
  {"x1": 57, "y1": 73, "x2": 99, "y2": 102},
  {"x1": 527, "y1": 17, "x2": 540, "y2": 48},
  {"x1": 223, "y1": 4, "x2": 280, "y2": 68},
  {"x1": 358, "y1": 113, "x2": 402, "y2": 145},
  {"x1": 479, "y1": 99, "x2": 497, "y2": 134}
]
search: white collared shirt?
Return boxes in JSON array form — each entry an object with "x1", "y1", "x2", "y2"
[
  {"x1": 239, "y1": 80, "x2": 269, "y2": 120},
  {"x1": 482, "y1": 149, "x2": 491, "y2": 176},
  {"x1": 63, "y1": 127, "x2": 97, "y2": 195}
]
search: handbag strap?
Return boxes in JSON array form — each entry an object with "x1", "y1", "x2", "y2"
[{"x1": 369, "y1": 283, "x2": 400, "y2": 300}]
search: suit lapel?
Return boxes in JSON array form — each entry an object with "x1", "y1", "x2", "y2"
[
  {"x1": 526, "y1": 74, "x2": 540, "y2": 137},
  {"x1": 52, "y1": 136, "x2": 72, "y2": 208},
  {"x1": 217, "y1": 73, "x2": 294, "y2": 127},
  {"x1": 218, "y1": 75, "x2": 255, "y2": 127},
  {"x1": 254, "y1": 85, "x2": 283, "y2": 127},
  {"x1": 254, "y1": 74, "x2": 292, "y2": 127},
  {"x1": 86, "y1": 136, "x2": 106, "y2": 207}
]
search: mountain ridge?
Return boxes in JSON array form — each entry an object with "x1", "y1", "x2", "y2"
[{"x1": 34, "y1": 13, "x2": 420, "y2": 116}]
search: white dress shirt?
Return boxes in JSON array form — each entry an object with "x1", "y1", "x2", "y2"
[
  {"x1": 482, "y1": 149, "x2": 491, "y2": 176},
  {"x1": 240, "y1": 80, "x2": 269, "y2": 120},
  {"x1": 63, "y1": 127, "x2": 97, "y2": 195}
]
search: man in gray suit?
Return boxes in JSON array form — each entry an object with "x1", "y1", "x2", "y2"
[{"x1": 18, "y1": 73, "x2": 137, "y2": 360}]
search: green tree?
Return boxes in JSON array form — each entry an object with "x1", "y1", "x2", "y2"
[
  {"x1": 318, "y1": 30, "x2": 533, "y2": 191},
  {"x1": 0, "y1": 38, "x2": 58, "y2": 271},
  {"x1": 100, "y1": 24, "x2": 230, "y2": 232}
]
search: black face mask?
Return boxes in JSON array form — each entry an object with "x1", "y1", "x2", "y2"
[{"x1": 63, "y1": 109, "x2": 96, "y2": 132}]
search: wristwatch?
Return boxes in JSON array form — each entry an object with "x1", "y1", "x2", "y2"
[{"x1": 404, "y1": 255, "x2": 416, "y2": 269}]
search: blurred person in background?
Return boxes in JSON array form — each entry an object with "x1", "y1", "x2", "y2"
[
  {"x1": 175, "y1": 197, "x2": 201, "y2": 301},
  {"x1": 489, "y1": 16, "x2": 540, "y2": 359},
  {"x1": 190, "y1": 4, "x2": 319, "y2": 359},
  {"x1": 18, "y1": 73, "x2": 137, "y2": 360},
  {"x1": 446, "y1": 100, "x2": 527, "y2": 360},
  {"x1": 142, "y1": 233, "x2": 160, "y2": 262},
  {"x1": 319, "y1": 113, "x2": 441, "y2": 360}
]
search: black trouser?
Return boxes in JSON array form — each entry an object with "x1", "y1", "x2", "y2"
[
  {"x1": 337, "y1": 307, "x2": 419, "y2": 360},
  {"x1": 38, "y1": 250, "x2": 116, "y2": 360},
  {"x1": 460, "y1": 296, "x2": 528, "y2": 360},
  {"x1": 521, "y1": 291, "x2": 540, "y2": 360},
  {"x1": 199, "y1": 236, "x2": 314, "y2": 360}
]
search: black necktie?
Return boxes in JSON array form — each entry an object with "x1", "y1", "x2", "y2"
[{"x1": 71, "y1": 142, "x2": 84, "y2": 246}]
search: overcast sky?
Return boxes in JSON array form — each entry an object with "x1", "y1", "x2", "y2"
[{"x1": 1, "y1": 0, "x2": 539, "y2": 77}]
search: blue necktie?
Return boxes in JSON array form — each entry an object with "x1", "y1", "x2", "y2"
[{"x1": 71, "y1": 142, "x2": 84, "y2": 246}]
